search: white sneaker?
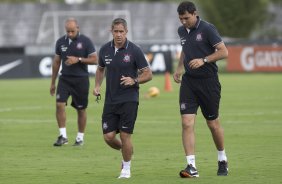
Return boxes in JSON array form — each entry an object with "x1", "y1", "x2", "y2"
[{"x1": 118, "y1": 169, "x2": 131, "y2": 179}]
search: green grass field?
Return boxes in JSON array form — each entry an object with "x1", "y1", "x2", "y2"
[{"x1": 0, "y1": 73, "x2": 282, "y2": 184}]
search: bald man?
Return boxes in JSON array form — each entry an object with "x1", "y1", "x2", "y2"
[{"x1": 50, "y1": 18, "x2": 98, "y2": 146}]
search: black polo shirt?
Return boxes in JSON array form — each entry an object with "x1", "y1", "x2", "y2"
[
  {"x1": 99, "y1": 40, "x2": 149, "y2": 104},
  {"x1": 55, "y1": 33, "x2": 96, "y2": 77},
  {"x1": 178, "y1": 16, "x2": 223, "y2": 78}
]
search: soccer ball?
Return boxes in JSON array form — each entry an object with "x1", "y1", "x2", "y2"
[{"x1": 147, "y1": 86, "x2": 160, "y2": 98}]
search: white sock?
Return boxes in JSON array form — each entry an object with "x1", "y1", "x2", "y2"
[
  {"x1": 186, "y1": 155, "x2": 196, "y2": 168},
  {"x1": 218, "y1": 150, "x2": 227, "y2": 161},
  {"x1": 76, "y1": 132, "x2": 84, "y2": 141},
  {"x1": 59, "y1": 128, "x2": 67, "y2": 138},
  {"x1": 122, "y1": 160, "x2": 131, "y2": 170}
]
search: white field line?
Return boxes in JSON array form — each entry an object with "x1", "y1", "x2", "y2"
[
  {"x1": 0, "y1": 118, "x2": 280, "y2": 125},
  {"x1": 0, "y1": 106, "x2": 48, "y2": 112},
  {"x1": 0, "y1": 105, "x2": 97, "y2": 124},
  {"x1": 222, "y1": 111, "x2": 282, "y2": 116},
  {"x1": 137, "y1": 119, "x2": 281, "y2": 124},
  {"x1": 0, "y1": 105, "x2": 281, "y2": 124},
  {"x1": 0, "y1": 118, "x2": 54, "y2": 124},
  {"x1": 0, "y1": 104, "x2": 98, "y2": 113},
  {"x1": 0, "y1": 105, "x2": 55, "y2": 124}
]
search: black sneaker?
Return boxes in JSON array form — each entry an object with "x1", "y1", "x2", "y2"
[
  {"x1": 73, "y1": 140, "x2": 84, "y2": 146},
  {"x1": 53, "y1": 135, "x2": 68, "y2": 146},
  {"x1": 179, "y1": 164, "x2": 199, "y2": 178},
  {"x1": 217, "y1": 161, "x2": 228, "y2": 176}
]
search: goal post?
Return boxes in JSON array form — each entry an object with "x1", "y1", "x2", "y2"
[{"x1": 36, "y1": 10, "x2": 132, "y2": 46}]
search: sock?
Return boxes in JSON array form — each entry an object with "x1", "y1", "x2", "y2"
[
  {"x1": 59, "y1": 128, "x2": 67, "y2": 138},
  {"x1": 218, "y1": 149, "x2": 227, "y2": 161},
  {"x1": 122, "y1": 160, "x2": 131, "y2": 170},
  {"x1": 76, "y1": 132, "x2": 84, "y2": 141},
  {"x1": 186, "y1": 155, "x2": 196, "y2": 168}
]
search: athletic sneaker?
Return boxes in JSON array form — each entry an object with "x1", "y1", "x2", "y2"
[
  {"x1": 217, "y1": 161, "x2": 228, "y2": 176},
  {"x1": 53, "y1": 135, "x2": 68, "y2": 146},
  {"x1": 179, "y1": 164, "x2": 199, "y2": 178},
  {"x1": 73, "y1": 140, "x2": 84, "y2": 146},
  {"x1": 118, "y1": 169, "x2": 131, "y2": 179}
]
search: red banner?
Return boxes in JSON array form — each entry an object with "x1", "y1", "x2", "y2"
[{"x1": 227, "y1": 45, "x2": 282, "y2": 72}]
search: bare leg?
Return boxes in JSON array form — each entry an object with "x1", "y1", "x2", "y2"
[
  {"x1": 206, "y1": 118, "x2": 224, "y2": 151},
  {"x1": 104, "y1": 131, "x2": 122, "y2": 150},
  {"x1": 120, "y1": 132, "x2": 133, "y2": 162},
  {"x1": 118, "y1": 131, "x2": 132, "y2": 178},
  {"x1": 179, "y1": 114, "x2": 199, "y2": 177},
  {"x1": 56, "y1": 102, "x2": 66, "y2": 128},
  {"x1": 54, "y1": 102, "x2": 68, "y2": 145},
  {"x1": 181, "y1": 114, "x2": 196, "y2": 155},
  {"x1": 77, "y1": 109, "x2": 87, "y2": 133}
]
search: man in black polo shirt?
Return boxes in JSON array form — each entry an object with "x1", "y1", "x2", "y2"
[
  {"x1": 50, "y1": 18, "x2": 98, "y2": 146},
  {"x1": 93, "y1": 18, "x2": 152, "y2": 179},
  {"x1": 173, "y1": 1, "x2": 229, "y2": 177}
]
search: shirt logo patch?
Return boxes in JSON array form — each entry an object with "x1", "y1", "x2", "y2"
[
  {"x1": 61, "y1": 45, "x2": 68, "y2": 52},
  {"x1": 123, "y1": 54, "x2": 131, "y2": 63},
  {"x1": 196, "y1": 33, "x2": 203, "y2": 41},
  {"x1": 77, "y1": 42, "x2": 83, "y2": 49},
  {"x1": 105, "y1": 55, "x2": 112, "y2": 64},
  {"x1": 180, "y1": 37, "x2": 186, "y2": 45}
]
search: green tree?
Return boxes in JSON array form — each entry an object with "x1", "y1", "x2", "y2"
[{"x1": 199, "y1": 0, "x2": 269, "y2": 38}]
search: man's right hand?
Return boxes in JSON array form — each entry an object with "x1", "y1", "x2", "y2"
[
  {"x1": 50, "y1": 84, "x2": 56, "y2": 96},
  {"x1": 173, "y1": 71, "x2": 182, "y2": 83},
  {"x1": 93, "y1": 87, "x2": 100, "y2": 97}
]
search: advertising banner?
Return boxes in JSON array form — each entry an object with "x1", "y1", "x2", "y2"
[
  {"x1": 227, "y1": 45, "x2": 282, "y2": 72},
  {"x1": 0, "y1": 51, "x2": 172, "y2": 79}
]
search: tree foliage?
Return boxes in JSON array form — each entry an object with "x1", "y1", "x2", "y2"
[{"x1": 198, "y1": 0, "x2": 269, "y2": 38}]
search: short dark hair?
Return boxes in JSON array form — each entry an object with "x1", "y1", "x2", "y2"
[
  {"x1": 111, "y1": 18, "x2": 127, "y2": 30},
  {"x1": 177, "y1": 1, "x2": 197, "y2": 15}
]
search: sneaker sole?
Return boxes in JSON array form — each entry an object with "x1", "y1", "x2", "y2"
[
  {"x1": 53, "y1": 142, "x2": 68, "y2": 146},
  {"x1": 179, "y1": 171, "x2": 199, "y2": 178},
  {"x1": 217, "y1": 173, "x2": 228, "y2": 176},
  {"x1": 217, "y1": 167, "x2": 228, "y2": 176}
]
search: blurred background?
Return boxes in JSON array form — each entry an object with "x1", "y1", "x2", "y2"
[{"x1": 0, "y1": 0, "x2": 281, "y2": 78}]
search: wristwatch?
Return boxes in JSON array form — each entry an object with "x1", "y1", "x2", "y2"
[
  {"x1": 78, "y1": 57, "x2": 82, "y2": 63},
  {"x1": 203, "y1": 57, "x2": 209, "y2": 63}
]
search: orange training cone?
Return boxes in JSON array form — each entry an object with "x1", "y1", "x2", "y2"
[{"x1": 164, "y1": 72, "x2": 172, "y2": 92}]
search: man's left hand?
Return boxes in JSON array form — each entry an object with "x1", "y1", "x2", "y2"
[
  {"x1": 188, "y1": 58, "x2": 205, "y2": 69},
  {"x1": 65, "y1": 56, "x2": 79, "y2": 66},
  {"x1": 120, "y1": 75, "x2": 135, "y2": 86}
]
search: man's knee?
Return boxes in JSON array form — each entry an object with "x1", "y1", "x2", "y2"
[
  {"x1": 104, "y1": 132, "x2": 115, "y2": 143},
  {"x1": 120, "y1": 131, "x2": 131, "y2": 143},
  {"x1": 207, "y1": 118, "x2": 221, "y2": 131},
  {"x1": 56, "y1": 102, "x2": 65, "y2": 112},
  {"x1": 182, "y1": 114, "x2": 195, "y2": 129}
]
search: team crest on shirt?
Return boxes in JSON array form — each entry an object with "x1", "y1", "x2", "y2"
[
  {"x1": 196, "y1": 33, "x2": 203, "y2": 41},
  {"x1": 123, "y1": 54, "x2": 131, "y2": 63},
  {"x1": 77, "y1": 42, "x2": 83, "y2": 49}
]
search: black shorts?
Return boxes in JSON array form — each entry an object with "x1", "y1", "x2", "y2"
[
  {"x1": 56, "y1": 75, "x2": 89, "y2": 110},
  {"x1": 102, "y1": 102, "x2": 139, "y2": 134},
  {"x1": 179, "y1": 76, "x2": 221, "y2": 120}
]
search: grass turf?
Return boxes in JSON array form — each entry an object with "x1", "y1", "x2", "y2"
[{"x1": 0, "y1": 73, "x2": 282, "y2": 184}]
